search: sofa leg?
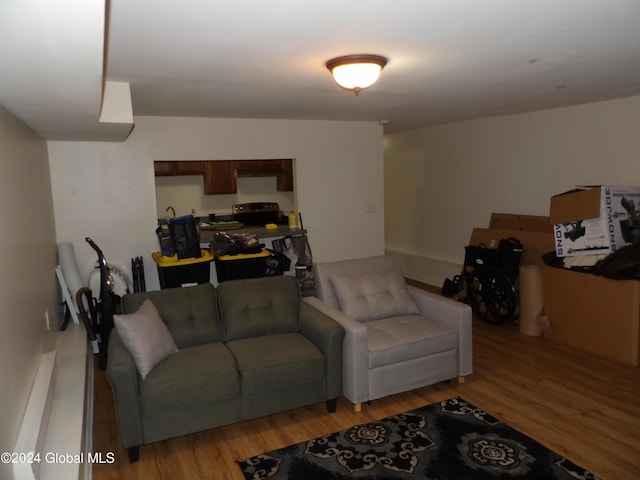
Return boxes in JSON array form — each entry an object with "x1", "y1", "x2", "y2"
[
  {"x1": 458, "y1": 375, "x2": 465, "y2": 384},
  {"x1": 354, "y1": 403, "x2": 362, "y2": 413},
  {"x1": 326, "y1": 398, "x2": 337, "y2": 413},
  {"x1": 127, "y1": 446, "x2": 140, "y2": 463}
]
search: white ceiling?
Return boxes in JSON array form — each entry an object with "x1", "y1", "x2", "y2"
[{"x1": 2, "y1": 0, "x2": 640, "y2": 141}]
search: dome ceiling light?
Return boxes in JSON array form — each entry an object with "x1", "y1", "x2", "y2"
[{"x1": 325, "y1": 54, "x2": 388, "y2": 95}]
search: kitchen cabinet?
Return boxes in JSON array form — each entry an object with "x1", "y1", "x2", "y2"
[
  {"x1": 277, "y1": 159, "x2": 294, "y2": 191},
  {"x1": 154, "y1": 160, "x2": 203, "y2": 176},
  {"x1": 233, "y1": 159, "x2": 293, "y2": 192},
  {"x1": 154, "y1": 161, "x2": 176, "y2": 176},
  {"x1": 155, "y1": 161, "x2": 204, "y2": 176},
  {"x1": 154, "y1": 159, "x2": 294, "y2": 194},
  {"x1": 234, "y1": 160, "x2": 270, "y2": 170},
  {"x1": 174, "y1": 161, "x2": 205, "y2": 175},
  {"x1": 204, "y1": 160, "x2": 236, "y2": 194}
]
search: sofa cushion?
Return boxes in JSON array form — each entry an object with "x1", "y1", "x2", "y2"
[
  {"x1": 367, "y1": 315, "x2": 458, "y2": 368},
  {"x1": 330, "y1": 270, "x2": 419, "y2": 323},
  {"x1": 113, "y1": 299, "x2": 178, "y2": 379},
  {"x1": 217, "y1": 276, "x2": 301, "y2": 341},
  {"x1": 226, "y1": 333, "x2": 325, "y2": 395},
  {"x1": 121, "y1": 283, "x2": 223, "y2": 348},
  {"x1": 313, "y1": 255, "x2": 405, "y2": 310},
  {"x1": 140, "y1": 343, "x2": 240, "y2": 417}
]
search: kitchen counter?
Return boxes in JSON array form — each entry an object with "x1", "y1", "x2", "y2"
[
  {"x1": 199, "y1": 224, "x2": 306, "y2": 244},
  {"x1": 195, "y1": 222, "x2": 311, "y2": 288}
]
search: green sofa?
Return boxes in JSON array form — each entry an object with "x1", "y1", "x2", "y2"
[{"x1": 106, "y1": 275, "x2": 344, "y2": 462}]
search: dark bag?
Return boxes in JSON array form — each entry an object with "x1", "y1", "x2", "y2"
[
  {"x1": 594, "y1": 243, "x2": 640, "y2": 280},
  {"x1": 464, "y1": 238, "x2": 523, "y2": 283},
  {"x1": 497, "y1": 237, "x2": 523, "y2": 283},
  {"x1": 265, "y1": 250, "x2": 292, "y2": 276},
  {"x1": 464, "y1": 243, "x2": 499, "y2": 269},
  {"x1": 441, "y1": 275, "x2": 462, "y2": 297},
  {"x1": 155, "y1": 223, "x2": 175, "y2": 257},
  {"x1": 169, "y1": 215, "x2": 201, "y2": 259},
  {"x1": 210, "y1": 232, "x2": 243, "y2": 256}
]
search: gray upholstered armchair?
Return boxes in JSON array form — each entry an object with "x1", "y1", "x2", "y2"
[{"x1": 307, "y1": 255, "x2": 472, "y2": 411}]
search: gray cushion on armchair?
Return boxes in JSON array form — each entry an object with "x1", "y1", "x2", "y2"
[{"x1": 330, "y1": 269, "x2": 420, "y2": 322}]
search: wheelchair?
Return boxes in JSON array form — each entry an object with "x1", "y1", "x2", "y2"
[{"x1": 457, "y1": 239, "x2": 522, "y2": 324}]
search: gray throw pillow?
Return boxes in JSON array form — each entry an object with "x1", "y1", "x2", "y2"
[
  {"x1": 113, "y1": 299, "x2": 178, "y2": 378},
  {"x1": 330, "y1": 270, "x2": 420, "y2": 322}
]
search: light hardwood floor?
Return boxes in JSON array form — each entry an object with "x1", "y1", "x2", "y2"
[{"x1": 92, "y1": 305, "x2": 640, "y2": 480}]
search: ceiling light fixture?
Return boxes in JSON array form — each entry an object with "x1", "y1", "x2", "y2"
[{"x1": 326, "y1": 54, "x2": 388, "y2": 95}]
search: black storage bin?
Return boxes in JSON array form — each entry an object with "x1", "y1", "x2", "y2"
[
  {"x1": 215, "y1": 249, "x2": 269, "y2": 282},
  {"x1": 152, "y1": 250, "x2": 213, "y2": 289}
]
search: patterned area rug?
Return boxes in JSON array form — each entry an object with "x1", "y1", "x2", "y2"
[{"x1": 237, "y1": 397, "x2": 599, "y2": 479}]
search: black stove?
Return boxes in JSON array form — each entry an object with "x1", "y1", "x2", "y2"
[{"x1": 232, "y1": 202, "x2": 281, "y2": 226}]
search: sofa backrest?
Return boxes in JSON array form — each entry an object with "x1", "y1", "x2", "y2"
[
  {"x1": 121, "y1": 283, "x2": 223, "y2": 347},
  {"x1": 313, "y1": 255, "x2": 401, "y2": 309},
  {"x1": 313, "y1": 255, "x2": 419, "y2": 322},
  {"x1": 216, "y1": 275, "x2": 300, "y2": 341}
]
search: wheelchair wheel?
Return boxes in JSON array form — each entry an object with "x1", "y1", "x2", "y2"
[
  {"x1": 478, "y1": 266, "x2": 518, "y2": 324},
  {"x1": 459, "y1": 270, "x2": 484, "y2": 314}
]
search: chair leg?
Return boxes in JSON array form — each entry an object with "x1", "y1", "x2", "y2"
[
  {"x1": 354, "y1": 403, "x2": 362, "y2": 413},
  {"x1": 458, "y1": 375, "x2": 465, "y2": 384},
  {"x1": 127, "y1": 446, "x2": 140, "y2": 463},
  {"x1": 326, "y1": 398, "x2": 337, "y2": 413}
]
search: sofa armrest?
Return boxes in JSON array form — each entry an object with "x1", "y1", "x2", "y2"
[
  {"x1": 303, "y1": 297, "x2": 369, "y2": 405},
  {"x1": 106, "y1": 330, "x2": 144, "y2": 448},
  {"x1": 407, "y1": 286, "x2": 473, "y2": 376},
  {"x1": 298, "y1": 299, "x2": 345, "y2": 400}
]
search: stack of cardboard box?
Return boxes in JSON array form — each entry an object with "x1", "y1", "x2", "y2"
[{"x1": 545, "y1": 186, "x2": 640, "y2": 366}]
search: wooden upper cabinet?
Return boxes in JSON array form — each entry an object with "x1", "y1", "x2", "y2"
[
  {"x1": 154, "y1": 159, "x2": 294, "y2": 194},
  {"x1": 232, "y1": 159, "x2": 294, "y2": 192},
  {"x1": 174, "y1": 161, "x2": 205, "y2": 175},
  {"x1": 154, "y1": 160, "x2": 204, "y2": 176},
  {"x1": 154, "y1": 161, "x2": 176, "y2": 176},
  {"x1": 277, "y1": 159, "x2": 294, "y2": 192},
  {"x1": 204, "y1": 160, "x2": 236, "y2": 195}
]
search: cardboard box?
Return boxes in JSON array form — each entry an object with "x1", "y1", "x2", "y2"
[
  {"x1": 550, "y1": 185, "x2": 640, "y2": 257},
  {"x1": 489, "y1": 213, "x2": 553, "y2": 233},
  {"x1": 543, "y1": 266, "x2": 640, "y2": 366}
]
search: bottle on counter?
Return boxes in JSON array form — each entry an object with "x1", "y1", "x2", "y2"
[{"x1": 288, "y1": 211, "x2": 299, "y2": 229}]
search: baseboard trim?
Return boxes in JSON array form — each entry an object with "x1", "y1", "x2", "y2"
[
  {"x1": 386, "y1": 248, "x2": 462, "y2": 288},
  {"x1": 38, "y1": 324, "x2": 93, "y2": 480},
  {"x1": 13, "y1": 351, "x2": 57, "y2": 480}
]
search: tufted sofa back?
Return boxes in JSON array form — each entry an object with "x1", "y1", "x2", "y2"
[
  {"x1": 216, "y1": 275, "x2": 301, "y2": 341},
  {"x1": 313, "y1": 255, "x2": 402, "y2": 310},
  {"x1": 121, "y1": 282, "x2": 222, "y2": 348}
]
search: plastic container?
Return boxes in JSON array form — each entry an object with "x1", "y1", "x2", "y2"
[
  {"x1": 152, "y1": 250, "x2": 213, "y2": 289},
  {"x1": 215, "y1": 249, "x2": 269, "y2": 282},
  {"x1": 288, "y1": 211, "x2": 299, "y2": 229},
  {"x1": 155, "y1": 223, "x2": 175, "y2": 257}
]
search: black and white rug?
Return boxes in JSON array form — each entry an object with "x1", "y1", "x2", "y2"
[{"x1": 237, "y1": 397, "x2": 599, "y2": 479}]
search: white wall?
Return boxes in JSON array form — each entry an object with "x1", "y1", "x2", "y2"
[
  {"x1": 0, "y1": 107, "x2": 59, "y2": 480},
  {"x1": 155, "y1": 173, "x2": 295, "y2": 219},
  {"x1": 385, "y1": 95, "x2": 640, "y2": 285},
  {"x1": 48, "y1": 116, "x2": 385, "y2": 291}
]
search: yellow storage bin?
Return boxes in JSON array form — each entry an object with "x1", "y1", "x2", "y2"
[
  {"x1": 215, "y1": 249, "x2": 269, "y2": 282},
  {"x1": 152, "y1": 250, "x2": 213, "y2": 289}
]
